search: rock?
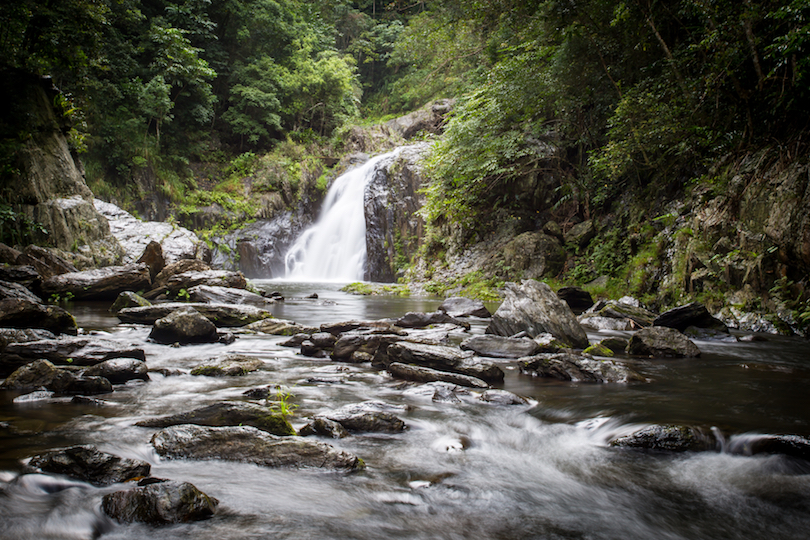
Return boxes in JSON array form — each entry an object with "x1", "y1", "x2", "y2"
[
  {"x1": 109, "y1": 291, "x2": 151, "y2": 313},
  {"x1": 102, "y1": 479, "x2": 218, "y2": 524},
  {"x1": 533, "y1": 333, "x2": 573, "y2": 352},
  {"x1": 118, "y1": 303, "x2": 274, "y2": 327},
  {"x1": 0, "y1": 298, "x2": 77, "y2": 335},
  {"x1": 556, "y1": 286, "x2": 594, "y2": 313},
  {"x1": 599, "y1": 336, "x2": 629, "y2": 353},
  {"x1": 310, "y1": 332, "x2": 338, "y2": 348},
  {"x1": 460, "y1": 335, "x2": 541, "y2": 359},
  {"x1": 152, "y1": 259, "x2": 210, "y2": 287},
  {"x1": 0, "y1": 243, "x2": 21, "y2": 264},
  {"x1": 0, "y1": 328, "x2": 56, "y2": 349},
  {"x1": 317, "y1": 402, "x2": 407, "y2": 433},
  {"x1": 26, "y1": 445, "x2": 151, "y2": 486},
  {"x1": 583, "y1": 343, "x2": 614, "y2": 357},
  {"x1": 0, "y1": 264, "x2": 40, "y2": 286},
  {"x1": 1, "y1": 359, "x2": 112, "y2": 394},
  {"x1": 683, "y1": 326, "x2": 738, "y2": 342},
  {"x1": 298, "y1": 418, "x2": 350, "y2": 438},
  {"x1": 618, "y1": 296, "x2": 641, "y2": 307},
  {"x1": 41, "y1": 264, "x2": 152, "y2": 301},
  {"x1": 610, "y1": 425, "x2": 716, "y2": 452},
  {"x1": 501, "y1": 231, "x2": 566, "y2": 280},
  {"x1": 480, "y1": 389, "x2": 529, "y2": 405},
  {"x1": 332, "y1": 332, "x2": 403, "y2": 362},
  {"x1": 137, "y1": 241, "x2": 165, "y2": 280},
  {"x1": 384, "y1": 100, "x2": 453, "y2": 139},
  {"x1": 151, "y1": 424, "x2": 363, "y2": 470},
  {"x1": 2, "y1": 336, "x2": 145, "y2": 375},
  {"x1": 165, "y1": 270, "x2": 246, "y2": 294},
  {"x1": 387, "y1": 362, "x2": 490, "y2": 389},
  {"x1": 321, "y1": 320, "x2": 402, "y2": 335},
  {"x1": 579, "y1": 316, "x2": 633, "y2": 331},
  {"x1": 136, "y1": 402, "x2": 295, "y2": 436},
  {"x1": 13, "y1": 390, "x2": 55, "y2": 403},
  {"x1": 579, "y1": 301, "x2": 656, "y2": 329},
  {"x1": 564, "y1": 220, "x2": 596, "y2": 247},
  {"x1": 627, "y1": 327, "x2": 702, "y2": 357},
  {"x1": 437, "y1": 297, "x2": 491, "y2": 318},
  {"x1": 149, "y1": 308, "x2": 219, "y2": 344},
  {"x1": 385, "y1": 341, "x2": 504, "y2": 382},
  {"x1": 190, "y1": 354, "x2": 263, "y2": 377},
  {"x1": 83, "y1": 358, "x2": 149, "y2": 384},
  {"x1": 0, "y1": 280, "x2": 41, "y2": 302},
  {"x1": 519, "y1": 353, "x2": 644, "y2": 383},
  {"x1": 728, "y1": 434, "x2": 810, "y2": 461},
  {"x1": 246, "y1": 319, "x2": 317, "y2": 336},
  {"x1": 486, "y1": 280, "x2": 589, "y2": 348},
  {"x1": 395, "y1": 311, "x2": 471, "y2": 330},
  {"x1": 187, "y1": 285, "x2": 274, "y2": 307},
  {"x1": 653, "y1": 302, "x2": 729, "y2": 333},
  {"x1": 17, "y1": 245, "x2": 78, "y2": 279}
]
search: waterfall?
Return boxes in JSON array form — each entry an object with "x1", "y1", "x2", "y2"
[{"x1": 284, "y1": 150, "x2": 399, "y2": 282}]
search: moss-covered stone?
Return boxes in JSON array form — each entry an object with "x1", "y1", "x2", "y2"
[{"x1": 583, "y1": 343, "x2": 614, "y2": 357}]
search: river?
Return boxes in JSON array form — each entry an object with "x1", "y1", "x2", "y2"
[{"x1": 1, "y1": 281, "x2": 809, "y2": 539}]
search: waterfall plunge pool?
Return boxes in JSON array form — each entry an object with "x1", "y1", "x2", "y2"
[{"x1": 1, "y1": 282, "x2": 809, "y2": 540}]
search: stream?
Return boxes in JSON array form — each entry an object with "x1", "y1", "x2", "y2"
[{"x1": 1, "y1": 281, "x2": 809, "y2": 540}]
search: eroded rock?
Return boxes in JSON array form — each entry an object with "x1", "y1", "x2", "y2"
[
  {"x1": 136, "y1": 402, "x2": 294, "y2": 436},
  {"x1": 26, "y1": 445, "x2": 151, "y2": 485},
  {"x1": 102, "y1": 479, "x2": 218, "y2": 524}
]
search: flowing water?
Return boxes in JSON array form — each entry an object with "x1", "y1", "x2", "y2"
[{"x1": 1, "y1": 283, "x2": 809, "y2": 540}]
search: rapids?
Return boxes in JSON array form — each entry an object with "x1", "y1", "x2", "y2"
[{"x1": 1, "y1": 282, "x2": 809, "y2": 540}]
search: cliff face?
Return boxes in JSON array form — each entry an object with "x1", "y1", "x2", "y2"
[{"x1": 0, "y1": 69, "x2": 122, "y2": 267}]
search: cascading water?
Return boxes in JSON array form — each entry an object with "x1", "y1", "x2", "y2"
[{"x1": 284, "y1": 150, "x2": 400, "y2": 282}]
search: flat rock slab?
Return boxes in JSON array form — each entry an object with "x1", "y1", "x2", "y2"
[
  {"x1": 520, "y1": 352, "x2": 644, "y2": 383},
  {"x1": 0, "y1": 298, "x2": 77, "y2": 336},
  {"x1": 136, "y1": 402, "x2": 295, "y2": 436},
  {"x1": 627, "y1": 327, "x2": 701, "y2": 357},
  {"x1": 385, "y1": 341, "x2": 504, "y2": 383},
  {"x1": 187, "y1": 285, "x2": 275, "y2": 307},
  {"x1": 460, "y1": 335, "x2": 540, "y2": 359},
  {"x1": 395, "y1": 311, "x2": 471, "y2": 330},
  {"x1": 41, "y1": 263, "x2": 151, "y2": 301},
  {"x1": 2, "y1": 336, "x2": 145, "y2": 375},
  {"x1": 190, "y1": 354, "x2": 264, "y2": 377},
  {"x1": 438, "y1": 297, "x2": 491, "y2": 318},
  {"x1": 166, "y1": 270, "x2": 247, "y2": 293},
  {"x1": 102, "y1": 479, "x2": 218, "y2": 525},
  {"x1": 26, "y1": 445, "x2": 151, "y2": 486},
  {"x1": 151, "y1": 424, "x2": 363, "y2": 470},
  {"x1": 610, "y1": 425, "x2": 716, "y2": 452},
  {"x1": 388, "y1": 362, "x2": 489, "y2": 389},
  {"x1": 118, "y1": 303, "x2": 274, "y2": 327},
  {"x1": 245, "y1": 319, "x2": 318, "y2": 336}
]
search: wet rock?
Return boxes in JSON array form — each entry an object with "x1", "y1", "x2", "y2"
[
  {"x1": 599, "y1": 337, "x2": 629, "y2": 354},
  {"x1": 385, "y1": 341, "x2": 504, "y2": 383},
  {"x1": 0, "y1": 359, "x2": 111, "y2": 394},
  {"x1": 151, "y1": 424, "x2": 363, "y2": 470},
  {"x1": 0, "y1": 298, "x2": 77, "y2": 335},
  {"x1": 102, "y1": 479, "x2": 218, "y2": 524},
  {"x1": 683, "y1": 326, "x2": 738, "y2": 342},
  {"x1": 460, "y1": 335, "x2": 541, "y2": 359},
  {"x1": 480, "y1": 389, "x2": 529, "y2": 405},
  {"x1": 17, "y1": 245, "x2": 78, "y2": 279},
  {"x1": 2, "y1": 336, "x2": 145, "y2": 374},
  {"x1": 298, "y1": 418, "x2": 350, "y2": 439},
  {"x1": 149, "y1": 308, "x2": 219, "y2": 344},
  {"x1": 321, "y1": 320, "x2": 401, "y2": 335},
  {"x1": 437, "y1": 297, "x2": 491, "y2": 318},
  {"x1": 26, "y1": 445, "x2": 151, "y2": 485},
  {"x1": 387, "y1": 362, "x2": 489, "y2": 389},
  {"x1": 0, "y1": 280, "x2": 41, "y2": 302},
  {"x1": 395, "y1": 311, "x2": 471, "y2": 330},
  {"x1": 533, "y1": 333, "x2": 573, "y2": 353},
  {"x1": 13, "y1": 390, "x2": 56, "y2": 403},
  {"x1": 187, "y1": 285, "x2": 275, "y2": 307},
  {"x1": 0, "y1": 328, "x2": 56, "y2": 350},
  {"x1": 310, "y1": 332, "x2": 338, "y2": 348},
  {"x1": 653, "y1": 302, "x2": 729, "y2": 333},
  {"x1": 247, "y1": 319, "x2": 317, "y2": 336},
  {"x1": 83, "y1": 358, "x2": 149, "y2": 383},
  {"x1": 300, "y1": 340, "x2": 327, "y2": 358},
  {"x1": 0, "y1": 242, "x2": 21, "y2": 264},
  {"x1": 165, "y1": 270, "x2": 247, "y2": 294},
  {"x1": 583, "y1": 343, "x2": 614, "y2": 357},
  {"x1": 0, "y1": 264, "x2": 40, "y2": 286},
  {"x1": 579, "y1": 301, "x2": 656, "y2": 329},
  {"x1": 627, "y1": 327, "x2": 701, "y2": 358},
  {"x1": 190, "y1": 354, "x2": 263, "y2": 377},
  {"x1": 152, "y1": 259, "x2": 210, "y2": 288},
  {"x1": 136, "y1": 402, "x2": 295, "y2": 436},
  {"x1": 109, "y1": 291, "x2": 151, "y2": 313},
  {"x1": 332, "y1": 332, "x2": 403, "y2": 362},
  {"x1": 137, "y1": 241, "x2": 165, "y2": 281},
  {"x1": 118, "y1": 302, "x2": 273, "y2": 327},
  {"x1": 610, "y1": 425, "x2": 716, "y2": 452},
  {"x1": 41, "y1": 263, "x2": 152, "y2": 301},
  {"x1": 519, "y1": 353, "x2": 644, "y2": 383},
  {"x1": 487, "y1": 280, "x2": 589, "y2": 348},
  {"x1": 729, "y1": 434, "x2": 810, "y2": 461},
  {"x1": 579, "y1": 316, "x2": 633, "y2": 331},
  {"x1": 556, "y1": 286, "x2": 594, "y2": 314},
  {"x1": 318, "y1": 402, "x2": 407, "y2": 433}
]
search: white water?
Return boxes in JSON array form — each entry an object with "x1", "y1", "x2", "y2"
[{"x1": 284, "y1": 151, "x2": 399, "y2": 282}]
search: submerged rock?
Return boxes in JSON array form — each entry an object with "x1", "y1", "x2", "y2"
[
  {"x1": 102, "y1": 479, "x2": 218, "y2": 525},
  {"x1": 40, "y1": 263, "x2": 152, "y2": 301},
  {"x1": 480, "y1": 389, "x2": 530, "y2": 405},
  {"x1": 627, "y1": 327, "x2": 701, "y2": 357},
  {"x1": 151, "y1": 424, "x2": 363, "y2": 470},
  {"x1": 190, "y1": 354, "x2": 263, "y2": 377},
  {"x1": 387, "y1": 362, "x2": 489, "y2": 389},
  {"x1": 610, "y1": 425, "x2": 716, "y2": 452},
  {"x1": 486, "y1": 280, "x2": 589, "y2": 348},
  {"x1": 136, "y1": 402, "x2": 295, "y2": 436},
  {"x1": 519, "y1": 353, "x2": 644, "y2": 383},
  {"x1": 460, "y1": 335, "x2": 541, "y2": 359},
  {"x1": 118, "y1": 302, "x2": 274, "y2": 327},
  {"x1": 0, "y1": 298, "x2": 77, "y2": 336},
  {"x1": 728, "y1": 434, "x2": 810, "y2": 461},
  {"x1": 149, "y1": 308, "x2": 219, "y2": 344},
  {"x1": 438, "y1": 297, "x2": 491, "y2": 318},
  {"x1": 26, "y1": 445, "x2": 151, "y2": 486}
]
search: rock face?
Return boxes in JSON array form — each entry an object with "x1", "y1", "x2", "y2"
[
  {"x1": 627, "y1": 327, "x2": 702, "y2": 357},
  {"x1": 149, "y1": 308, "x2": 219, "y2": 344},
  {"x1": 610, "y1": 425, "x2": 716, "y2": 452},
  {"x1": 487, "y1": 280, "x2": 589, "y2": 349},
  {"x1": 653, "y1": 302, "x2": 728, "y2": 333},
  {"x1": 136, "y1": 402, "x2": 295, "y2": 436},
  {"x1": 151, "y1": 424, "x2": 363, "y2": 470},
  {"x1": 41, "y1": 264, "x2": 152, "y2": 301},
  {"x1": 0, "y1": 298, "x2": 77, "y2": 335},
  {"x1": 26, "y1": 445, "x2": 151, "y2": 486},
  {"x1": 519, "y1": 353, "x2": 644, "y2": 383},
  {"x1": 438, "y1": 297, "x2": 491, "y2": 318},
  {"x1": 102, "y1": 479, "x2": 218, "y2": 525}
]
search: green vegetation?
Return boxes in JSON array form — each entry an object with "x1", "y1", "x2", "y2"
[{"x1": 341, "y1": 282, "x2": 411, "y2": 297}]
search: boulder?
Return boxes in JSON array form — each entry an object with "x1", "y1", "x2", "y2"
[
  {"x1": 501, "y1": 231, "x2": 567, "y2": 280},
  {"x1": 1, "y1": 359, "x2": 112, "y2": 394},
  {"x1": 460, "y1": 335, "x2": 541, "y2": 359},
  {"x1": 610, "y1": 425, "x2": 716, "y2": 452},
  {"x1": 83, "y1": 358, "x2": 149, "y2": 384},
  {"x1": 316, "y1": 402, "x2": 407, "y2": 433},
  {"x1": 438, "y1": 297, "x2": 491, "y2": 318},
  {"x1": 0, "y1": 242, "x2": 21, "y2": 264},
  {"x1": 109, "y1": 291, "x2": 151, "y2": 313},
  {"x1": 578, "y1": 316, "x2": 633, "y2": 331},
  {"x1": 2, "y1": 336, "x2": 145, "y2": 375},
  {"x1": 118, "y1": 302, "x2": 273, "y2": 327},
  {"x1": 519, "y1": 353, "x2": 644, "y2": 383},
  {"x1": 0, "y1": 279, "x2": 41, "y2": 302},
  {"x1": 533, "y1": 333, "x2": 573, "y2": 353},
  {"x1": 556, "y1": 286, "x2": 594, "y2": 313},
  {"x1": 564, "y1": 219, "x2": 596, "y2": 248},
  {"x1": 320, "y1": 320, "x2": 402, "y2": 335},
  {"x1": 298, "y1": 418, "x2": 350, "y2": 438},
  {"x1": 41, "y1": 263, "x2": 152, "y2": 301},
  {"x1": 486, "y1": 280, "x2": 589, "y2": 348},
  {"x1": 26, "y1": 445, "x2": 151, "y2": 486},
  {"x1": 332, "y1": 331, "x2": 406, "y2": 362},
  {"x1": 480, "y1": 389, "x2": 529, "y2": 405},
  {"x1": 0, "y1": 328, "x2": 56, "y2": 349},
  {"x1": 599, "y1": 336, "x2": 629, "y2": 354},
  {"x1": 137, "y1": 241, "x2": 165, "y2": 280},
  {"x1": 395, "y1": 311, "x2": 471, "y2": 330},
  {"x1": 152, "y1": 259, "x2": 210, "y2": 287},
  {"x1": 385, "y1": 341, "x2": 504, "y2": 382},
  {"x1": 387, "y1": 362, "x2": 489, "y2": 388},
  {"x1": 190, "y1": 354, "x2": 264, "y2": 377},
  {"x1": 102, "y1": 479, "x2": 218, "y2": 525},
  {"x1": 187, "y1": 285, "x2": 275, "y2": 307},
  {"x1": 165, "y1": 270, "x2": 247, "y2": 294},
  {"x1": 151, "y1": 424, "x2": 363, "y2": 470},
  {"x1": 246, "y1": 319, "x2": 317, "y2": 336},
  {"x1": 136, "y1": 402, "x2": 295, "y2": 436},
  {"x1": 583, "y1": 343, "x2": 614, "y2": 357},
  {"x1": 0, "y1": 298, "x2": 77, "y2": 335},
  {"x1": 149, "y1": 308, "x2": 219, "y2": 344},
  {"x1": 579, "y1": 301, "x2": 656, "y2": 329},
  {"x1": 653, "y1": 302, "x2": 729, "y2": 333},
  {"x1": 627, "y1": 327, "x2": 702, "y2": 357}
]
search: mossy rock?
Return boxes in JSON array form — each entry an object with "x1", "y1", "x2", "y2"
[
  {"x1": 136, "y1": 402, "x2": 295, "y2": 436},
  {"x1": 583, "y1": 343, "x2": 614, "y2": 357}
]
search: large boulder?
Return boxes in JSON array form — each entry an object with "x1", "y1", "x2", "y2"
[
  {"x1": 41, "y1": 263, "x2": 151, "y2": 301},
  {"x1": 460, "y1": 335, "x2": 541, "y2": 359},
  {"x1": 118, "y1": 303, "x2": 273, "y2": 327},
  {"x1": 385, "y1": 341, "x2": 504, "y2": 382},
  {"x1": 187, "y1": 285, "x2": 275, "y2": 307},
  {"x1": 486, "y1": 280, "x2": 589, "y2": 348},
  {"x1": 136, "y1": 402, "x2": 295, "y2": 436},
  {"x1": 387, "y1": 362, "x2": 489, "y2": 389},
  {"x1": 610, "y1": 425, "x2": 716, "y2": 452},
  {"x1": 564, "y1": 220, "x2": 596, "y2": 248},
  {"x1": 26, "y1": 445, "x2": 151, "y2": 486},
  {"x1": 151, "y1": 424, "x2": 363, "y2": 470},
  {"x1": 102, "y1": 479, "x2": 218, "y2": 525},
  {"x1": 627, "y1": 327, "x2": 702, "y2": 357},
  {"x1": 437, "y1": 297, "x2": 491, "y2": 318},
  {"x1": 0, "y1": 298, "x2": 77, "y2": 335},
  {"x1": 149, "y1": 307, "x2": 219, "y2": 344},
  {"x1": 653, "y1": 302, "x2": 729, "y2": 333},
  {"x1": 83, "y1": 358, "x2": 149, "y2": 384},
  {"x1": 519, "y1": 353, "x2": 644, "y2": 383}
]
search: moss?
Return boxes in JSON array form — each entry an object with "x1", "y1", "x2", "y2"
[
  {"x1": 257, "y1": 414, "x2": 296, "y2": 436},
  {"x1": 584, "y1": 343, "x2": 614, "y2": 357}
]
